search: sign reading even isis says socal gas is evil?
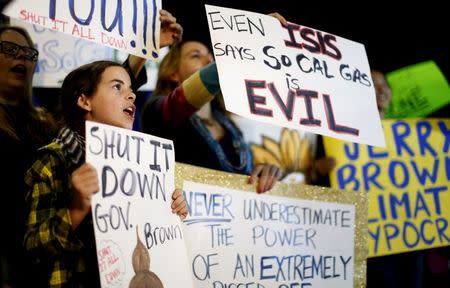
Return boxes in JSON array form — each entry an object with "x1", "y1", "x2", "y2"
[
  {"x1": 205, "y1": 5, "x2": 384, "y2": 147},
  {"x1": 86, "y1": 121, "x2": 193, "y2": 287},
  {"x1": 182, "y1": 181, "x2": 355, "y2": 288},
  {"x1": 324, "y1": 119, "x2": 450, "y2": 257},
  {"x1": 4, "y1": 0, "x2": 162, "y2": 59}
]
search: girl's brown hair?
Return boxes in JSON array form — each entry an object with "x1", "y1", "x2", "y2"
[{"x1": 58, "y1": 60, "x2": 123, "y2": 133}]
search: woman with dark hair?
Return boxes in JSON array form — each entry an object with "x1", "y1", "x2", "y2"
[
  {"x1": 141, "y1": 30, "x2": 285, "y2": 193},
  {"x1": 0, "y1": 25, "x2": 57, "y2": 287},
  {"x1": 24, "y1": 60, "x2": 188, "y2": 287}
]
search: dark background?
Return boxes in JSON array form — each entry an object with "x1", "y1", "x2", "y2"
[{"x1": 163, "y1": 0, "x2": 449, "y2": 79}]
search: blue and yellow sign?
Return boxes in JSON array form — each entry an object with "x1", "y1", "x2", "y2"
[{"x1": 324, "y1": 119, "x2": 450, "y2": 257}]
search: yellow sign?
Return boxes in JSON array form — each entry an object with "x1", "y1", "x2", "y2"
[{"x1": 324, "y1": 119, "x2": 450, "y2": 257}]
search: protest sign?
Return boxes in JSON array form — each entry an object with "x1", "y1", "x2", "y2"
[
  {"x1": 9, "y1": 19, "x2": 165, "y2": 89},
  {"x1": 9, "y1": 18, "x2": 113, "y2": 86},
  {"x1": 86, "y1": 121, "x2": 193, "y2": 287},
  {"x1": 176, "y1": 163, "x2": 368, "y2": 288},
  {"x1": 4, "y1": 0, "x2": 162, "y2": 59},
  {"x1": 385, "y1": 61, "x2": 450, "y2": 118},
  {"x1": 324, "y1": 119, "x2": 450, "y2": 257},
  {"x1": 205, "y1": 5, "x2": 384, "y2": 147}
]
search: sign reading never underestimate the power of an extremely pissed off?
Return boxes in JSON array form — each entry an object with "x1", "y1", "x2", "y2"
[
  {"x1": 324, "y1": 119, "x2": 450, "y2": 257},
  {"x1": 205, "y1": 5, "x2": 385, "y2": 147},
  {"x1": 86, "y1": 121, "x2": 193, "y2": 287},
  {"x1": 182, "y1": 181, "x2": 356, "y2": 287},
  {"x1": 4, "y1": 0, "x2": 162, "y2": 59},
  {"x1": 176, "y1": 164, "x2": 369, "y2": 287}
]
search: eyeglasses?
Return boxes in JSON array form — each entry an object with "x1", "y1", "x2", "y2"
[{"x1": 0, "y1": 41, "x2": 39, "y2": 62}]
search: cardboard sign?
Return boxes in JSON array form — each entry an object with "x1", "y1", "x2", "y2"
[
  {"x1": 86, "y1": 121, "x2": 193, "y2": 287},
  {"x1": 205, "y1": 5, "x2": 385, "y2": 147},
  {"x1": 324, "y1": 119, "x2": 450, "y2": 257},
  {"x1": 4, "y1": 0, "x2": 162, "y2": 59}
]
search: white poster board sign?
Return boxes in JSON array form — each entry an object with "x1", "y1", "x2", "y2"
[
  {"x1": 182, "y1": 181, "x2": 355, "y2": 287},
  {"x1": 205, "y1": 5, "x2": 385, "y2": 147},
  {"x1": 9, "y1": 18, "x2": 113, "y2": 86},
  {"x1": 4, "y1": 0, "x2": 162, "y2": 60},
  {"x1": 86, "y1": 121, "x2": 193, "y2": 287},
  {"x1": 9, "y1": 19, "x2": 163, "y2": 89}
]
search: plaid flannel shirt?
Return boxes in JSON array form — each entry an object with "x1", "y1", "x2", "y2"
[{"x1": 24, "y1": 142, "x2": 94, "y2": 287}]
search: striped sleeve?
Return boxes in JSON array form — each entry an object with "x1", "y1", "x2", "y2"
[
  {"x1": 181, "y1": 63, "x2": 220, "y2": 109},
  {"x1": 158, "y1": 63, "x2": 220, "y2": 124}
]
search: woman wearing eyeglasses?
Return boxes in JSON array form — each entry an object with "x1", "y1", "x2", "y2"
[{"x1": 0, "y1": 25, "x2": 57, "y2": 287}]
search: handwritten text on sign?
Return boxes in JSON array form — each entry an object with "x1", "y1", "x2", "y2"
[
  {"x1": 324, "y1": 119, "x2": 450, "y2": 257},
  {"x1": 9, "y1": 19, "x2": 114, "y2": 86},
  {"x1": 9, "y1": 19, "x2": 162, "y2": 89},
  {"x1": 4, "y1": 0, "x2": 162, "y2": 59},
  {"x1": 86, "y1": 121, "x2": 193, "y2": 287},
  {"x1": 182, "y1": 181, "x2": 355, "y2": 288},
  {"x1": 205, "y1": 5, "x2": 384, "y2": 147}
]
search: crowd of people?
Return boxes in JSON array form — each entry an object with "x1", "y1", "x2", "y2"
[
  {"x1": 0, "y1": 2, "x2": 448, "y2": 287},
  {"x1": 0, "y1": 9, "x2": 188, "y2": 287}
]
